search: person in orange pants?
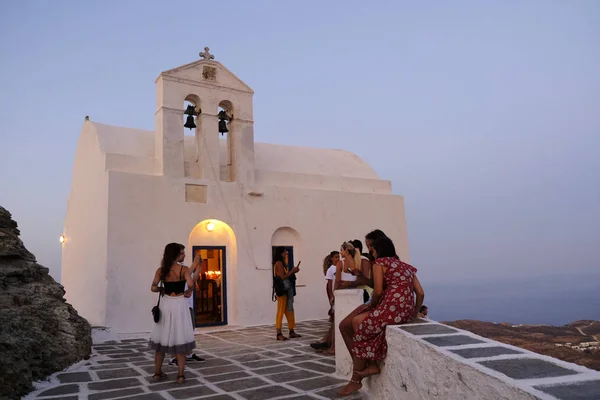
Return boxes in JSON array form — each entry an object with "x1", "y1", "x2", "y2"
[{"x1": 273, "y1": 246, "x2": 302, "y2": 340}]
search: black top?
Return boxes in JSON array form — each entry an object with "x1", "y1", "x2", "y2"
[{"x1": 163, "y1": 266, "x2": 186, "y2": 295}]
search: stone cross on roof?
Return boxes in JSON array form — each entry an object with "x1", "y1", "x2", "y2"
[{"x1": 199, "y1": 47, "x2": 215, "y2": 61}]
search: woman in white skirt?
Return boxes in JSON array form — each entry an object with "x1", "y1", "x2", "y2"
[{"x1": 149, "y1": 242, "x2": 196, "y2": 384}]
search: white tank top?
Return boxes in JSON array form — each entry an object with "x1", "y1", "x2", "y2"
[{"x1": 341, "y1": 259, "x2": 357, "y2": 282}]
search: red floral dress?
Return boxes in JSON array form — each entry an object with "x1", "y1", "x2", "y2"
[{"x1": 352, "y1": 257, "x2": 417, "y2": 360}]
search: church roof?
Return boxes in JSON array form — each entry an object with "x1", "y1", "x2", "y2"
[{"x1": 90, "y1": 121, "x2": 379, "y2": 180}]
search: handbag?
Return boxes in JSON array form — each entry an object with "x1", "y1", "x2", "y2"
[
  {"x1": 151, "y1": 284, "x2": 162, "y2": 323},
  {"x1": 273, "y1": 276, "x2": 287, "y2": 298},
  {"x1": 272, "y1": 266, "x2": 287, "y2": 301}
]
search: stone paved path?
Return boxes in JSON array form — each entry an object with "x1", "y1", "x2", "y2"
[{"x1": 25, "y1": 320, "x2": 363, "y2": 400}]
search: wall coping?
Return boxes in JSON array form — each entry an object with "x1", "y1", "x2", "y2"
[{"x1": 364, "y1": 319, "x2": 600, "y2": 399}]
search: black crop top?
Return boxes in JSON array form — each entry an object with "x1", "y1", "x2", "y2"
[{"x1": 163, "y1": 266, "x2": 186, "y2": 295}]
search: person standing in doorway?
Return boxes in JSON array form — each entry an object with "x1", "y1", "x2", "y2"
[
  {"x1": 169, "y1": 244, "x2": 205, "y2": 365},
  {"x1": 273, "y1": 246, "x2": 302, "y2": 340}
]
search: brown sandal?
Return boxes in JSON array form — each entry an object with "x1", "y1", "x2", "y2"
[
  {"x1": 176, "y1": 374, "x2": 185, "y2": 384},
  {"x1": 276, "y1": 333, "x2": 288, "y2": 341},
  {"x1": 151, "y1": 372, "x2": 167, "y2": 381},
  {"x1": 289, "y1": 330, "x2": 302, "y2": 338}
]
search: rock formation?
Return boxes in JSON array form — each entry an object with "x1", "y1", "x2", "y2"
[{"x1": 0, "y1": 206, "x2": 92, "y2": 399}]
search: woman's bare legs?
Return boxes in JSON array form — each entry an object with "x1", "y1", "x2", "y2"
[
  {"x1": 176, "y1": 353, "x2": 186, "y2": 383},
  {"x1": 153, "y1": 351, "x2": 166, "y2": 377},
  {"x1": 339, "y1": 312, "x2": 356, "y2": 355},
  {"x1": 339, "y1": 304, "x2": 369, "y2": 355},
  {"x1": 339, "y1": 312, "x2": 370, "y2": 396}
]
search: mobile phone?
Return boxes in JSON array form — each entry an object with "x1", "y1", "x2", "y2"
[{"x1": 297, "y1": 261, "x2": 302, "y2": 267}]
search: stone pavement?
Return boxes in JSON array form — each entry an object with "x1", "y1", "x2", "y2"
[{"x1": 25, "y1": 320, "x2": 363, "y2": 400}]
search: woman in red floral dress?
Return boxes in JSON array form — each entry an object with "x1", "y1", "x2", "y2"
[{"x1": 339, "y1": 236, "x2": 425, "y2": 396}]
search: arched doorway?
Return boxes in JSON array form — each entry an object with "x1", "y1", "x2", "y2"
[
  {"x1": 188, "y1": 219, "x2": 237, "y2": 327},
  {"x1": 271, "y1": 227, "x2": 302, "y2": 284}
]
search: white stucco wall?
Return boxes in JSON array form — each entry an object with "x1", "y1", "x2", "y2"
[
  {"x1": 61, "y1": 121, "x2": 109, "y2": 327},
  {"x1": 100, "y1": 169, "x2": 409, "y2": 333},
  {"x1": 62, "y1": 57, "x2": 411, "y2": 334}
]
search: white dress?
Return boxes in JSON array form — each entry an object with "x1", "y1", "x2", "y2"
[{"x1": 148, "y1": 274, "x2": 196, "y2": 354}]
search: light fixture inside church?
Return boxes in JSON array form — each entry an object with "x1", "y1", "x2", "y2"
[
  {"x1": 206, "y1": 222, "x2": 215, "y2": 232},
  {"x1": 59, "y1": 235, "x2": 66, "y2": 244}
]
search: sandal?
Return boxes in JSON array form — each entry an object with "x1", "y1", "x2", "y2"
[
  {"x1": 176, "y1": 374, "x2": 185, "y2": 384},
  {"x1": 338, "y1": 371, "x2": 363, "y2": 396},
  {"x1": 289, "y1": 330, "x2": 302, "y2": 338},
  {"x1": 151, "y1": 372, "x2": 167, "y2": 381},
  {"x1": 276, "y1": 333, "x2": 289, "y2": 341}
]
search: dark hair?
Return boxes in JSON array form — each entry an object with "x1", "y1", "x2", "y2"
[
  {"x1": 420, "y1": 305, "x2": 428, "y2": 312},
  {"x1": 273, "y1": 246, "x2": 287, "y2": 266},
  {"x1": 371, "y1": 236, "x2": 397, "y2": 259},
  {"x1": 350, "y1": 239, "x2": 363, "y2": 253},
  {"x1": 365, "y1": 229, "x2": 387, "y2": 242},
  {"x1": 322, "y1": 250, "x2": 340, "y2": 275},
  {"x1": 161, "y1": 242, "x2": 182, "y2": 281},
  {"x1": 178, "y1": 243, "x2": 185, "y2": 250}
]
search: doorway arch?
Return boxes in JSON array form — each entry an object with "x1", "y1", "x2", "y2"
[{"x1": 188, "y1": 219, "x2": 237, "y2": 327}]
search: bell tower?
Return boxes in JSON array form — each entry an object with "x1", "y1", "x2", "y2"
[{"x1": 154, "y1": 48, "x2": 255, "y2": 184}]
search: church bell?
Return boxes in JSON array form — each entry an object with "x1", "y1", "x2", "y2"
[
  {"x1": 218, "y1": 119, "x2": 229, "y2": 134},
  {"x1": 184, "y1": 115, "x2": 196, "y2": 130},
  {"x1": 218, "y1": 110, "x2": 232, "y2": 135},
  {"x1": 183, "y1": 104, "x2": 201, "y2": 130}
]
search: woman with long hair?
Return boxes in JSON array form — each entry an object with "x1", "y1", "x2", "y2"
[
  {"x1": 334, "y1": 242, "x2": 360, "y2": 291},
  {"x1": 149, "y1": 243, "x2": 196, "y2": 384},
  {"x1": 273, "y1": 246, "x2": 301, "y2": 340},
  {"x1": 338, "y1": 236, "x2": 424, "y2": 396}
]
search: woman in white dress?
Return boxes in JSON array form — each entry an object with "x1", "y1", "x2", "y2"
[{"x1": 149, "y1": 243, "x2": 196, "y2": 383}]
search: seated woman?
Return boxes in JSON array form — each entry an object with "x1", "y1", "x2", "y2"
[{"x1": 338, "y1": 236, "x2": 425, "y2": 396}]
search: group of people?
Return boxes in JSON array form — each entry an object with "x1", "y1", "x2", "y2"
[
  {"x1": 149, "y1": 229, "x2": 425, "y2": 394},
  {"x1": 272, "y1": 229, "x2": 425, "y2": 397},
  {"x1": 148, "y1": 243, "x2": 206, "y2": 384}
]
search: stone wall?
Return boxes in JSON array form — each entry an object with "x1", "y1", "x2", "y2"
[
  {"x1": 0, "y1": 206, "x2": 92, "y2": 399},
  {"x1": 335, "y1": 290, "x2": 600, "y2": 400}
]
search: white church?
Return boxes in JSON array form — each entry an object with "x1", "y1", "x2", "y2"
[{"x1": 61, "y1": 49, "x2": 410, "y2": 334}]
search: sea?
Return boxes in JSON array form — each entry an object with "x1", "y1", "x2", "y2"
[{"x1": 425, "y1": 273, "x2": 600, "y2": 325}]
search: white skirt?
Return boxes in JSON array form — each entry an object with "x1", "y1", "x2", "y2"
[{"x1": 148, "y1": 295, "x2": 196, "y2": 354}]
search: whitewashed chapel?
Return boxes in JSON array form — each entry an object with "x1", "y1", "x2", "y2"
[{"x1": 61, "y1": 49, "x2": 410, "y2": 333}]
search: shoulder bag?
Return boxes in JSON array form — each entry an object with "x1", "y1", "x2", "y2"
[{"x1": 151, "y1": 283, "x2": 163, "y2": 323}]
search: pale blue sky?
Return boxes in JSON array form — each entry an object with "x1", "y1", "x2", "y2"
[{"x1": 1, "y1": 1, "x2": 599, "y2": 287}]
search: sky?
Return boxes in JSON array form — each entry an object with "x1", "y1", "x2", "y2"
[{"x1": 1, "y1": 1, "x2": 599, "y2": 293}]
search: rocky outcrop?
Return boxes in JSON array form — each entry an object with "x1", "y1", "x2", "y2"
[{"x1": 0, "y1": 206, "x2": 92, "y2": 399}]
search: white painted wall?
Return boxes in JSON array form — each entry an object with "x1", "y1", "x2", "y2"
[
  {"x1": 62, "y1": 56, "x2": 411, "y2": 334},
  {"x1": 99, "y1": 169, "x2": 408, "y2": 333},
  {"x1": 61, "y1": 121, "x2": 109, "y2": 327}
]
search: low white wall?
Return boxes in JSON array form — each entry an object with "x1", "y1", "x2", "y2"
[
  {"x1": 334, "y1": 291, "x2": 600, "y2": 400},
  {"x1": 364, "y1": 327, "x2": 539, "y2": 400},
  {"x1": 334, "y1": 289, "x2": 365, "y2": 378}
]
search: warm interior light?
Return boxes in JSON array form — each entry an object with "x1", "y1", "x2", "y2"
[
  {"x1": 206, "y1": 222, "x2": 215, "y2": 232},
  {"x1": 206, "y1": 270, "x2": 222, "y2": 279},
  {"x1": 59, "y1": 235, "x2": 65, "y2": 244}
]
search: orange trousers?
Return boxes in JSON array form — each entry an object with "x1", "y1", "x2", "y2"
[{"x1": 275, "y1": 295, "x2": 295, "y2": 330}]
